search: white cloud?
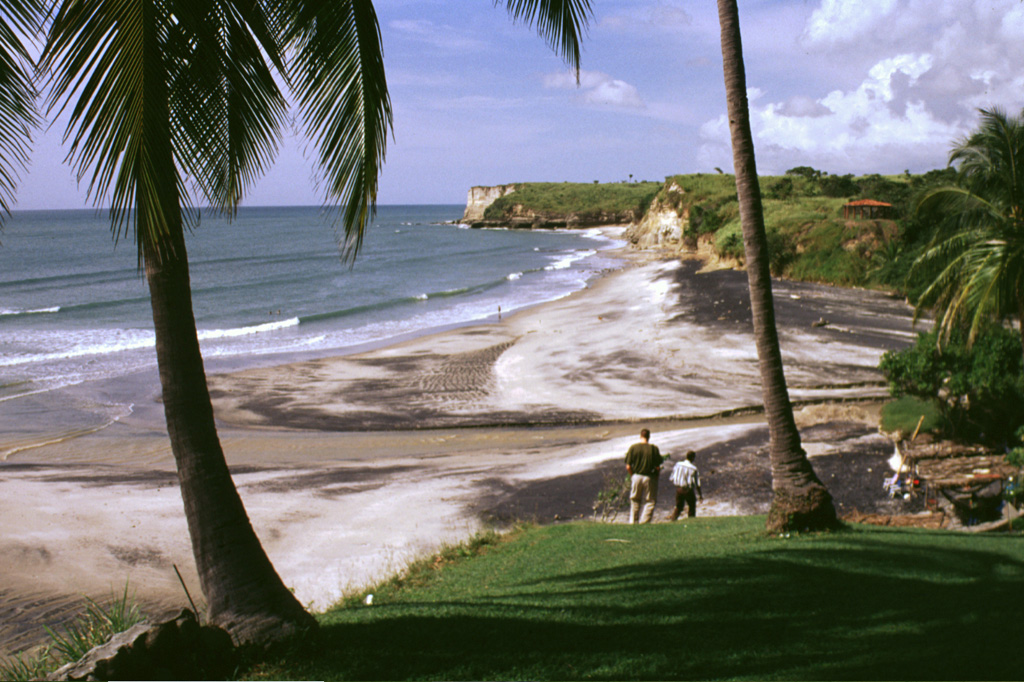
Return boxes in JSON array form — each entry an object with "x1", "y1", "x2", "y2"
[
  {"x1": 600, "y1": 1, "x2": 693, "y2": 33},
  {"x1": 388, "y1": 19, "x2": 485, "y2": 52},
  {"x1": 543, "y1": 70, "x2": 645, "y2": 109},
  {"x1": 688, "y1": 0, "x2": 1024, "y2": 176},
  {"x1": 698, "y1": 53, "x2": 964, "y2": 174},
  {"x1": 777, "y1": 96, "x2": 831, "y2": 118},
  {"x1": 1000, "y1": 3, "x2": 1024, "y2": 38},
  {"x1": 802, "y1": 0, "x2": 898, "y2": 46}
]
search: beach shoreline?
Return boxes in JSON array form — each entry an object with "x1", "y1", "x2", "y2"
[{"x1": 0, "y1": 248, "x2": 921, "y2": 658}]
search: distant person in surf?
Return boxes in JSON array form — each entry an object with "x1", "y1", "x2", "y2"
[
  {"x1": 669, "y1": 450, "x2": 703, "y2": 519},
  {"x1": 624, "y1": 428, "x2": 663, "y2": 524}
]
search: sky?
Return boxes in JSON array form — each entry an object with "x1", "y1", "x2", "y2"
[{"x1": 14, "y1": 0, "x2": 1024, "y2": 210}]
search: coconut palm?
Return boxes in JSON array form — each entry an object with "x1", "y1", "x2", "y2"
[
  {"x1": 38, "y1": 0, "x2": 590, "y2": 645},
  {"x1": 914, "y1": 107, "x2": 1024, "y2": 362},
  {"x1": 0, "y1": 0, "x2": 40, "y2": 223},
  {"x1": 715, "y1": 0, "x2": 837, "y2": 532}
]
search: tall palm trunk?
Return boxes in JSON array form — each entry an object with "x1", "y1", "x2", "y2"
[
  {"x1": 144, "y1": 231, "x2": 316, "y2": 643},
  {"x1": 139, "y1": 10, "x2": 315, "y2": 643},
  {"x1": 716, "y1": 0, "x2": 837, "y2": 532}
]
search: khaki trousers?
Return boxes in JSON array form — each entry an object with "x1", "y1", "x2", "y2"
[{"x1": 629, "y1": 474, "x2": 658, "y2": 524}]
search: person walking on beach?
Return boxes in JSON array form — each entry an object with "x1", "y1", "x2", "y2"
[
  {"x1": 625, "y1": 428, "x2": 663, "y2": 524},
  {"x1": 669, "y1": 450, "x2": 703, "y2": 520}
]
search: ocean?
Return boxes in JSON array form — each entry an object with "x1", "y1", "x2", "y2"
[{"x1": 0, "y1": 205, "x2": 624, "y2": 456}]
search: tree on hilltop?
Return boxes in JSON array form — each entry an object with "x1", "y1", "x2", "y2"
[{"x1": 715, "y1": 0, "x2": 837, "y2": 532}]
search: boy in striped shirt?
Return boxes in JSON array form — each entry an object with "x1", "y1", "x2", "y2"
[{"x1": 669, "y1": 450, "x2": 703, "y2": 520}]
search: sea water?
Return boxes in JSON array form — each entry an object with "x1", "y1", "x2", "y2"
[{"x1": 0, "y1": 205, "x2": 623, "y2": 455}]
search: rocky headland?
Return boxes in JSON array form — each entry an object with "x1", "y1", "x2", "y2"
[
  {"x1": 461, "y1": 182, "x2": 650, "y2": 229},
  {"x1": 462, "y1": 173, "x2": 924, "y2": 291}
]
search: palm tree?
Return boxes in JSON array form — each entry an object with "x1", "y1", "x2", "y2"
[
  {"x1": 38, "y1": 0, "x2": 590, "y2": 645},
  {"x1": 914, "y1": 107, "x2": 1024, "y2": 363},
  {"x1": 715, "y1": 0, "x2": 837, "y2": 532},
  {"x1": 0, "y1": 0, "x2": 41, "y2": 224}
]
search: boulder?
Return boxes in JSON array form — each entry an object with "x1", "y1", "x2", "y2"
[{"x1": 47, "y1": 609, "x2": 235, "y2": 681}]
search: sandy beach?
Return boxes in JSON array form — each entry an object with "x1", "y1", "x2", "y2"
[{"x1": 0, "y1": 247, "x2": 922, "y2": 657}]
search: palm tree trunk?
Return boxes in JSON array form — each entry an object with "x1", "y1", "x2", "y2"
[
  {"x1": 715, "y1": 0, "x2": 837, "y2": 532},
  {"x1": 144, "y1": 229, "x2": 317, "y2": 644},
  {"x1": 139, "y1": 9, "x2": 316, "y2": 642}
]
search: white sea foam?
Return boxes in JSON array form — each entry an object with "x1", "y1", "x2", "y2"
[
  {"x1": 0, "y1": 306, "x2": 60, "y2": 316},
  {"x1": 0, "y1": 402, "x2": 134, "y2": 461},
  {"x1": 0, "y1": 329, "x2": 156, "y2": 367},
  {"x1": 198, "y1": 318, "x2": 300, "y2": 340},
  {"x1": 545, "y1": 249, "x2": 596, "y2": 271},
  {"x1": 1, "y1": 206, "x2": 617, "y2": 403}
]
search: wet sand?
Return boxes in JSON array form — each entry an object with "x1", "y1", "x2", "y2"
[{"x1": 0, "y1": 254, "x2": 920, "y2": 657}]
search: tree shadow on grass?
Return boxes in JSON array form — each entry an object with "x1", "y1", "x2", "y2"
[{"x1": 277, "y1": 532, "x2": 1024, "y2": 681}]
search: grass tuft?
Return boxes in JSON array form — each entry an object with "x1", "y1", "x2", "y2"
[{"x1": 0, "y1": 584, "x2": 146, "y2": 682}]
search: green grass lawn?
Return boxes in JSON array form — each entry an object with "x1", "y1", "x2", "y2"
[{"x1": 247, "y1": 517, "x2": 1024, "y2": 680}]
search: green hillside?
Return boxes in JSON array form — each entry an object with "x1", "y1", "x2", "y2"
[
  {"x1": 482, "y1": 181, "x2": 660, "y2": 221},
  {"x1": 654, "y1": 168, "x2": 955, "y2": 295},
  {"x1": 473, "y1": 169, "x2": 955, "y2": 297}
]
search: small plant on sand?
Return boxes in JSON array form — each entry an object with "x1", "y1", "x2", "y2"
[
  {"x1": 593, "y1": 469, "x2": 631, "y2": 521},
  {"x1": 0, "y1": 585, "x2": 145, "y2": 681}
]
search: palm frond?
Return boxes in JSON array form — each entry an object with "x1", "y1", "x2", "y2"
[
  {"x1": 41, "y1": 0, "x2": 188, "y2": 262},
  {"x1": 500, "y1": 0, "x2": 591, "y2": 79},
  {"x1": 170, "y1": 0, "x2": 287, "y2": 215},
  {"x1": 912, "y1": 108, "x2": 1024, "y2": 350},
  {"x1": 0, "y1": 0, "x2": 42, "y2": 223},
  {"x1": 283, "y1": 0, "x2": 392, "y2": 260}
]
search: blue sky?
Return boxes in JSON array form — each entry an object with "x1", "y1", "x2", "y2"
[{"x1": 15, "y1": 0, "x2": 1024, "y2": 210}]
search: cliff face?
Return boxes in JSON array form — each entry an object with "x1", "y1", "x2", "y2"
[
  {"x1": 461, "y1": 183, "x2": 644, "y2": 229},
  {"x1": 625, "y1": 180, "x2": 688, "y2": 252},
  {"x1": 470, "y1": 206, "x2": 642, "y2": 229},
  {"x1": 462, "y1": 184, "x2": 517, "y2": 223}
]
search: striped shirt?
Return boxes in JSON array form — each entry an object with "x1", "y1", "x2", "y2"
[{"x1": 670, "y1": 460, "x2": 700, "y2": 489}]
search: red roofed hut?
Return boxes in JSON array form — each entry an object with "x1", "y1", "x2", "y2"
[{"x1": 844, "y1": 199, "x2": 893, "y2": 219}]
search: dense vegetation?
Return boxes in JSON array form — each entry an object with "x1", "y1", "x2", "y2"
[
  {"x1": 246, "y1": 518, "x2": 1024, "y2": 681},
  {"x1": 879, "y1": 327, "x2": 1024, "y2": 445},
  {"x1": 480, "y1": 170, "x2": 958, "y2": 297},
  {"x1": 658, "y1": 168, "x2": 956, "y2": 294},
  {"x1": 482, "y1": 181, "x2": 661, "y2": 221}
]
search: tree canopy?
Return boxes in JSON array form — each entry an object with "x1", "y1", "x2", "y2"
[{"x1": 914, "y1": 107, "x2": 1024, "y2": 360}]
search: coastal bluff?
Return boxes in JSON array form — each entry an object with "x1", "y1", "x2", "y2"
[
  {"x1": 461, "y1": 181, "x2": 652, "y2": 229},
  {"x1": 460, "y1": 173, "x2": 913, "y2": 291},
  {"x1": 463, "y1": 184, "x2": 518, "y2": 223}
]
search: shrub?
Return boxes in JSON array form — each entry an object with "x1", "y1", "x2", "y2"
[
  {"x1": 766, "y1": 229, "x2": 796, "y2": 275},
  {"x1": 714, "y1": 223, "x2": 744, "y2": 261},
  {"x1": 688, "y1": 202, "x2": 723, "y2": 235},
  {"x1": 820, "y1": 173, "x2": 860, "y2": 198},
  {"x1": 764, "y1": 176, "x2": 795, "y2": 200},
  {"x1": 879, "y1": 327, "x2": 1024, "y2": 444},
  {"x1": 785, "y1": 166, "x2": 822, "y2": 180},
  {"x1": 879, "y1": 396, "x2": 945, "y2": 436}
]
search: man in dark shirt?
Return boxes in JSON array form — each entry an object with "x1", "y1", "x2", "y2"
[{"x1": 624, "y1": 428, "x2": 663, "y2": 524}]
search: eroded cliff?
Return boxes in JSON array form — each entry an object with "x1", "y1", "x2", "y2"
[
  {"x1": 463, "y1": 184, "x2": 518, "y2": 223},
  {"x1": 461, "y1": 181, "x2": 658, "y2": 229}
]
